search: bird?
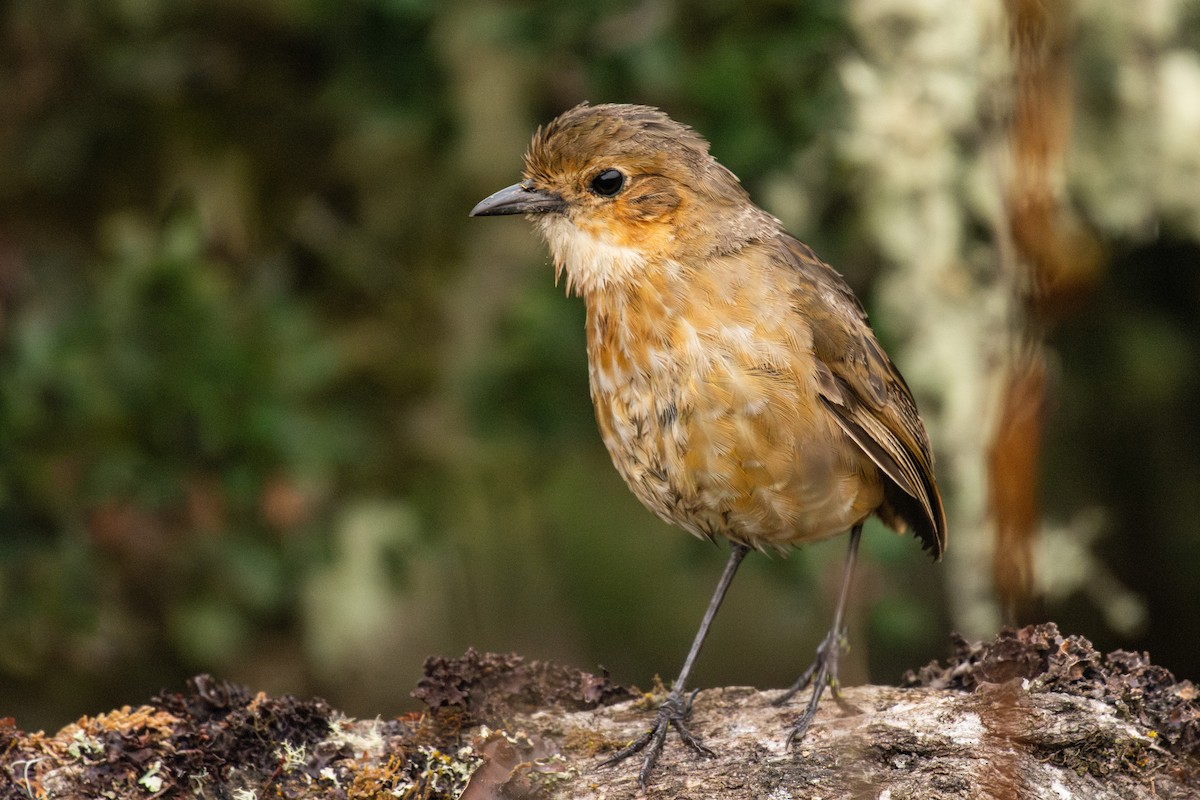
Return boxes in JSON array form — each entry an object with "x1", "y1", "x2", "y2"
[{"x1": 470, "y1": 102, "x2": 946, "y2": 790}]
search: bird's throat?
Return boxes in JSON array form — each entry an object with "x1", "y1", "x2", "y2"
[{"x1": 537, "y1": 215, "x2": 652, "y2": 296}]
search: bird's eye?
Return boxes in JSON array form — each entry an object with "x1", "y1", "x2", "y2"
[{"x1": 589, "y1": 168, "x2": 625, "y2": 197}]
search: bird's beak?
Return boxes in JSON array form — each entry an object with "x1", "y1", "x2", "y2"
[{"x1": 470, "y1": 181, "x2": 566, "y2": 217}]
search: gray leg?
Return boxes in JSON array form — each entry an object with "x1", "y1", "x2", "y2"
[
  {"x1": 775, "y1": 524, "x2": 863, "y2": 747},
  {"x1": 601, "y1": 542, "x2": 751, "y2": 790}
]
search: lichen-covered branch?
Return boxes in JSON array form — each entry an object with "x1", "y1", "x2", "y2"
[{"x1": 2, "y1": 625, "x2": 1196, "y2": 799}]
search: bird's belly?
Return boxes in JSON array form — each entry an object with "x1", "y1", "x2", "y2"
[{"x1": 589, "y1": 350, "x2": 882, "y2": 549}]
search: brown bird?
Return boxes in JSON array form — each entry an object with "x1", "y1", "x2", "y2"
[{"x1": 471, "y1": 103, "x2": 946, "y2": 789}]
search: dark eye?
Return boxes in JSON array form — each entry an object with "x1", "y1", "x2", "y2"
[{"x1": 589, "y1": 168, "x2": 625, "y2": 197}]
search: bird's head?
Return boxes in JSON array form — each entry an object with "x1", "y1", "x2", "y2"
[{"x1": 470, "y1": 103, "x2": 777, "y2": 295}]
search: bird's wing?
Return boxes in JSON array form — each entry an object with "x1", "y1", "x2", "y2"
[{"x1": 778, "y1": 235, "x2": 947, "y2": 558}]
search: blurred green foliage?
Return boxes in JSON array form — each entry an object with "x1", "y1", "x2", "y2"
[
  {"x1": 1, "y1": 0, "x2": 456, "y2": 723},
  {"x1": 1, "y1": 0, "x2": 1198, "y2": 732}
]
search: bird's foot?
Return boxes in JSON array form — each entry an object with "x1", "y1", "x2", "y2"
[
  {"x1": 600, "y1": 688, "x2": 714, "y2": 790},
  {"x1": 773, "y1": 625, "x2": 848, "y2": 747}
]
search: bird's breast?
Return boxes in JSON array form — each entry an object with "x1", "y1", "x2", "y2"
[{"x1": 583, "y1": 267, "x2": 883, "y2": 548}]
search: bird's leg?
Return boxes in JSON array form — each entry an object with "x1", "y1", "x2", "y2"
[
  {"x1": 774, "y1": 524, "x2": 863, "y2": 747},
  {"x1": 601, "y1": 542, "x2": 750, "y2": 790}
]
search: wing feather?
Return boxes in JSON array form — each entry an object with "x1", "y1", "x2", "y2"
[{"x1": 778, "y1": 235, "x2": 947, "y2": 558}]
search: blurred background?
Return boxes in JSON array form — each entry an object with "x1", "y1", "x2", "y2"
[{"x1": 2, "y1": 0, "x2": 1199, "y2": 732}]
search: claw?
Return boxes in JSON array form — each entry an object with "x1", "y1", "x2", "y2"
[
  {"x1": 600, "y1": 689, "x2": 714, "y2": 790},
  {"x1": 775, "y1": 624, "x2": 848, "y2": 747}
]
